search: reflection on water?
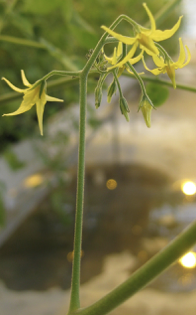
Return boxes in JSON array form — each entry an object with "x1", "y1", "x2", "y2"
[{"x1": 0, "y1": 163, "x2": 195, "y2": 292}]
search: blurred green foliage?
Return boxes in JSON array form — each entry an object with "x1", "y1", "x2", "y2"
[
  {"x1": 146, "y1": 83, "x2": 170, "y2": 107},
  {"x1": 0, "y1": 0, "x2": 182, "y2": 149}
]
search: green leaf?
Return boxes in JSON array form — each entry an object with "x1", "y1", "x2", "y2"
[
  {"x1": 22, "y1": 0, "x2": 64, "y2": 15},
  {"x1": 145, "y1": 82, "x2": 169, "y2": 107}
]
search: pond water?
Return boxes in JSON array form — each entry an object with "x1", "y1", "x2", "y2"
[{"x1": 0, "y1": 163, "x2": 195, "y2": 293}]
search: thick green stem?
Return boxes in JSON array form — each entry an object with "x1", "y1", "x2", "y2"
[
  {"x1": 68, "y1": 73, "x2": 87, "y2": 312},
  {"x1": 72, "y1": 220, "x2": 196, "y2": 315}
]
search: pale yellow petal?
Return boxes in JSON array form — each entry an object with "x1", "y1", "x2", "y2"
[
  {"x1": 174, "y1": 40, "x2": 191, "y2": 69},
  {"x1": 126, "y1": 67, "x2": 144, "y2": 75},
  {"x1": 36, "y1": 92, "x2": 47, "y2": 136},
  {"x1": 152, "y1": 54, "x2": 165, "y2": 67},
  {"x1": 23, "y1": 86, "x2": 40, "y2": 104},
  {"x1": 2, "y1": 77, "x2": 25, "y2": 93},
  {"x1": 117, "y1": 42, "x2": 123, "y2": 57},
  {"x1": 151, "y1": 16, "x2": 183, "y2": 42},
  {"x1": 142, "y1": 57, "x2": 163, "y2": 75},
  {"x1": 46, "y1": 95, "x2": 64, "y2": 102},
  {"x1": 143, "y1": 3, "x2": 156, "y2": 32},
  {"x1": 21, "y1": 70, "x2": 31, "y2": 87},
  {"x1": 111, "y1": 47, "x2": 117, "y2": 65},
  {"x1": 2, "y1": 99, "x2": 34, "y2": 117},
  {"x1": 101, "y1": 26, "x2": 136, "y2": 45},
  {"x1": 176, "y1": 38, "x2": 186, "y2": 65},
  {"x1": 130, "y1": 50, "x2": 143, "y2": 65},
  {"x1": 108, "y1": 42, "x2": 138, "y2": 70},
  {"x1": 104, "y1": 53, "x2": 113, "y2": 64}
]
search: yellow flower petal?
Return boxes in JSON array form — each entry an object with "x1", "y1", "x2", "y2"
[
  {"x1": 176, "y1": 38, "x2": 186, "y2": 65},
  {"x1": 130, "y1": 50, "x2": 143, "y2": 65},
  {"x1": 142, "y1": 57, "x2": 162, "y2": 75},
  {"x1": 2, "y1": 77, "x2": 24, "y2": 93},
  {"x1": 174, "y1": 39, "x2": 191, "y2": 69},
  {"x1": 108, "y1": 42, "x2": 138, "y2": 70},
  {"x1": 143, "y1": 3, "x2": 156, "y2": 32},
  {"x1": 2, "y1": 99, "x2": 34, "y2": 116},
  {"x1": 101, "y1": 25, "x2": 136, "y2": 45},
  {"x1": 151, "y1": 16, "x2": 183, "y2": 42},
  {"x1": 46, "y1": 95, "x2": 64, "y2": 102},
  {"x1": 36, "y1": 92, "x2": 46, "y2": 136},
  {"x1": 152, "y1": 55, "x2": 165, "y2": 67},
  {"x1": 117, "y1": 42, "x2": 123, "y2": 56},
  {"x1": 21, "y1": 70, "x2": 31, "y2": 87},
  {"x1": 179, "y1": 45, "x2": 191, "y2": 68},
  {"x1": 111, "y1": 47, "x2": 117, "y2": 65}
]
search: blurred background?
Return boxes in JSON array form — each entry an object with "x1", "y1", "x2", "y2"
[{"x1": 1, "y1": 0, "x2": 196, "y2": 314}]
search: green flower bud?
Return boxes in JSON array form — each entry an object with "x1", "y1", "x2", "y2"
[
  {"x1": 107, "y1": 79, "x2": 117, "y2": 103},
  {"x1": 140, "y1": 96, "x2": 153, "y2": 128},
  {"x1": 120, "y1": 96, "x2": 130, "y2": 122},
  {"x1": 95, "y1": 85, "x2": 103, "y2": 109}
]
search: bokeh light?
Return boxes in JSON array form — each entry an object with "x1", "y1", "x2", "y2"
[
  {"x1": 179, "y1": 252, "x2": 196, "y2": 268},
  {"x1": 106, "y1": 179, "x2": 117, "y2": 190},
  {"x1": 23, "y1": 173, "x2": 44, "y2": 188},
  {"x1": 181, "y1": 181, "x2": 196, "y2": 195}
]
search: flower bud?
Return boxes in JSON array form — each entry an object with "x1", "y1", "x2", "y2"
[
  {"x1": 107, "y1": 79, "x2": 117, "y2": 103},
  {"x1": 140, "y1": 97, "x2": 153, "y2": 127},
  {"x1": 120, "y1": 96, "x2": 130, "y2": 122},
  {"x1": 95, "y1": 85, "x2": 103, "y2": 109}
]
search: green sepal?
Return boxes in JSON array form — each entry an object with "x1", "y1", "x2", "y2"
[{"x1": 39, "y1": 80, "x2": 46, "y2": 98}]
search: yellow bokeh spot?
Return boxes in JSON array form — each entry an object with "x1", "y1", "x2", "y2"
[
  {"x1": 106, "y1": 179, "x2": 117, "y2": 190},
  {"x1": 179, "y1": 252, "x2": 196, "y2": 268},
  {"x1": 23, "y1": 174, "x2": 44, "y2": 188},
  {"x1": 181, "y1": 181, "x2": 196, "y2": 195}
]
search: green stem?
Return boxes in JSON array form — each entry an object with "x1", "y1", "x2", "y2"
[
  {"x1": 72, "y1": 220, "x2": 196, "y2": 315},
  {"x1": 113, "y1": 70, "x2": 123, "y2": 98},
  {"x1": 68, "y1": 13, "x2": 132, "y2": 313},
  {"x1": 123, "y1": 72, "x2": 196, "y2": 93},
  {"x1": 1, "y1": 71, "x2": 196, "y2": 106},
  {"x1": 127, "y1": 61, "x2": 147, "y2": 95},
  {"x1": 42, "y1": 70, "x2": 81, "y2": 80},
  {"x1": 68, "y1": 73, "x2": 87, "y2": 312}
]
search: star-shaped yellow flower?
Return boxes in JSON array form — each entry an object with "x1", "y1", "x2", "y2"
[
  {"x1": 142, "y1": 38, "x2": 191, "y2": 88},
  {"x1": 103, "y1": 42, "x2": 143, "y2": 75},
  {"x1": 2, "y1": 70, "x2": 63, "y2": 135},
  {"x1": 101, "y1": 3, "x2": 182, "y2": 57}
]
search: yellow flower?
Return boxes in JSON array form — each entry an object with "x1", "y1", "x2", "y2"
[
  {"x1": 2, "y1": 70, "x2": 63, "y2": 135},
  {"x1": 101, "y1": 3, "x2": 182, "y2": 57},
  {"x1": 103, "y1": 42, "x2": 123, "y2": 66},
  {"x1": 142, "y1": 38, "x2": 191, "y2": 88},
  {"x1": 103, "y1": 42, "x2": 143, "y2": 75}
]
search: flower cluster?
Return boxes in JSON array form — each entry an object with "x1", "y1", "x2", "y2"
[{"x1": 99, "y1": 2, "x2": 191, "y2": 127}]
